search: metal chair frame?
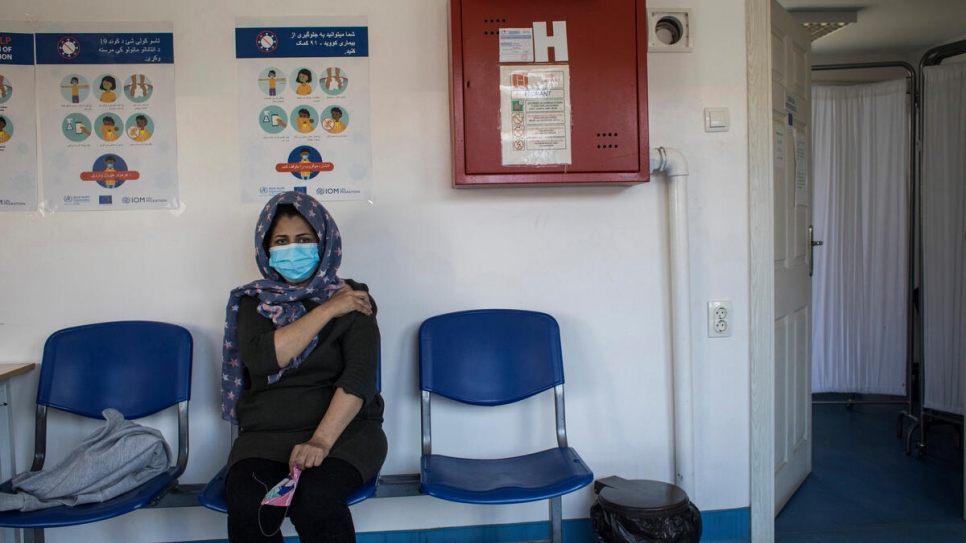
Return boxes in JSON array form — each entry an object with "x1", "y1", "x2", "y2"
[
  {"x1": 0, "y1": 321, "x2": 192, "y2": 543},
  {"x1": 418, "y1": 309, "x2": 592, "y2": 543}
]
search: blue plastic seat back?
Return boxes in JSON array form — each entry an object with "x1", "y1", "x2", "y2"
[
  {"x1": 419, "y1": 309, "x2": 565, "y2": 406},
  {"x1": 38, "y1": 321, "x2": 192, "y2": 419}
]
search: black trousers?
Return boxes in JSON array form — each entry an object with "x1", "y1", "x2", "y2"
[{"x1": 226, "y1": 457, "x2": 363, "y2": 543}]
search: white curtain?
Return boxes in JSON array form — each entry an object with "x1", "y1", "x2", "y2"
[
  {"x1": 811, "y1": 79, "x2": 910, "y2": 395},
  {"x1": 922, "y1": 62, "x2": 966, "y2": 415}
]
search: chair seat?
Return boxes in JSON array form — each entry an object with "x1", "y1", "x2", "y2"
[
  {"x1": 0, "y1": 466, "x2": 181, "y2": 528},
  {"x1": 420, "y1": 447, "x2": 593, "y2": 505},
  {"x1": 199, "y1": 465, "x2": 379, "y2": 513}
]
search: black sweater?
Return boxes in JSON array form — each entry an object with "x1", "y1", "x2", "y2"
[{"x1": 227, "y1": 280, "x2": 387, "y2": 481}]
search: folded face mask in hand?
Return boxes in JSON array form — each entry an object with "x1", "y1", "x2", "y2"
[{"x1": 261, "y1": 466, "x2": 301, "y2": 507}]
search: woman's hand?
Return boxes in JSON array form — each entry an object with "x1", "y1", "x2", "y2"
[
  {"x1": 289, "y1": 438, "x2": 331, "y2": 474},
  {"x1": 271, "y1": 285, "x2": 371, "y2": 368},
  {"x1": 291, "y1": 389, "x2": 364, "y2": 474},
  {"x1": 321, "y1": 285, "x2": 372, "y2": 319}
]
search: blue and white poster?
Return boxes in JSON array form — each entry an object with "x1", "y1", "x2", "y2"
[
  {"x1": 36, "y1": 22, "x2": 179, "y2": 212},
  {"x1": 236, "y1": 17, "x2": 371, "y2": 202},
  {"x1": 0, "y1": 23, "x2": 38, "y2": 212}
]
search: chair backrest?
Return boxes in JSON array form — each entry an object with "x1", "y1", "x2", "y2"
[
  {"x1": 419, "y1": 309, "x2": 565, "y2": 406},
  {"x1": 38, "y1": 321, "x2": 193, "y2": 419}
]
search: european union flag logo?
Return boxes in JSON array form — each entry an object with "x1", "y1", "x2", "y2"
[
  {"x1": 294, "y1": 186, "x2": 307, "y2": 194},
  {"x1": 99, "y1": 195, "x2": 112, "y2": 205}
]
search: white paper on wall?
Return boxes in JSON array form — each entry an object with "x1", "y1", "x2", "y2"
[{"x1": 794, "y1": 127, "x2": 807, "y2": 206}]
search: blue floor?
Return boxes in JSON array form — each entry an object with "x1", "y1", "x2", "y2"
[{"x1": 776, "y1": 397, "x2": 965, "y2": 542}]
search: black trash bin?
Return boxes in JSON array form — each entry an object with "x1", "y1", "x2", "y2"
[{"x1": 591, "y1": 476, "x2": 702, "y2": 543}]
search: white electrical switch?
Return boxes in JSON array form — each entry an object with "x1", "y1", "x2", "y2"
[{"x1": 704, "y1": 107, "x2": 730, "y2": 132}]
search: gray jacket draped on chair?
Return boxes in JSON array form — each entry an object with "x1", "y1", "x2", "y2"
[{"x1": 0, "y1": 408, "x2": 172, "y2": 512}]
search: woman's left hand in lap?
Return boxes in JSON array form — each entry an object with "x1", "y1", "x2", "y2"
[{"x1": 289, "y1": 439, "x2": 331, "y2": 473}]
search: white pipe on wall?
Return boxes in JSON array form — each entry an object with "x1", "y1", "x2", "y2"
[{"x1": 650, "y1": 147, "x2": 695, "y2": 498}]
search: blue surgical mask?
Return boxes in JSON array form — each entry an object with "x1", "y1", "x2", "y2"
[{"x1": 269, "y1": 243, "x2": 320, "y2": 283}]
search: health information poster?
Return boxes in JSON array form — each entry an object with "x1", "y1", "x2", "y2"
[
  {"x1": 236, "y1": 17, "x2": 371, "y2": 202},
  {"x1": 0, "y1": 23, "x2": 38, "y2": 211},
  {"x1": 36, "y1": 22, "x2": 179, "y2": 212}
]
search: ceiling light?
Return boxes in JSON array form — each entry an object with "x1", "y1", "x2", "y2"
[{"x1": 790, "y1": 9, "x2": 859, "y2": 42}]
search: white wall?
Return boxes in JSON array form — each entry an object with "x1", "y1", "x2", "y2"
[{"x1": 0, "y1": 1, "x2": 752, "y2": 541}]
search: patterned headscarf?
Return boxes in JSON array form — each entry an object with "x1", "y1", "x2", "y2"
[{"x1": 221, "y1": 192, "x2": 345, "y2": 422}]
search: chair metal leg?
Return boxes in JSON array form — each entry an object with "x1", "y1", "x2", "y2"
[
  {"x1": 549, "y1": 496, "x2": 562, "y2": 543},
  {"x1": 24, "y1": 528, "x2": 43, "y2": 543}
]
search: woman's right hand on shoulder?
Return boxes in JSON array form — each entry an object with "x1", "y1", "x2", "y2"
[{"x1": 320, "y1": 285, "x2": 372, "y2": 319}]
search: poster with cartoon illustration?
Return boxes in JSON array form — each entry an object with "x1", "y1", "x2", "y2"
[
  {"x1": 236, "y1": 17, "x2": 371, "y2": 202},
  {"x1": 0, "y1": 24, "x2": 38, "y2": 211},
  {"x1": 35, "y1": 22, "x2": 178, "y2": 212}
]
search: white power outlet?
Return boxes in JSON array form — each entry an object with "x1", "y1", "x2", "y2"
[{"x1": 708, "y1": 301, "x2": 733, "y2": 338}]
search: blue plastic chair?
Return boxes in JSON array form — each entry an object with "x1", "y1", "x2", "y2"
[
  {"x1": 199, "y1": 350, "x2": 381, "y2": 513},
  {"x1": 0, "y1": 321, "x2": 192, "y2": 543},
  {"x1": 419, "y1": 309, "x2": 593, "y2": 543}
]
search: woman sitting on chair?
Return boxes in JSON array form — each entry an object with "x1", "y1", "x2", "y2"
[{"x1": 221, "y1": 191, "x2": 386, "y2": 543}]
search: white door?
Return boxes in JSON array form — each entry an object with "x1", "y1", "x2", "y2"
[{"x1": 771, "y1": 0, "x2": 813, "y2": 514}]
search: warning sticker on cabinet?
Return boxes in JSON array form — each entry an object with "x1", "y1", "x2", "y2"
[
  {"x1": 500, "y1": 65, "x2": 571, "y2": 166},
  {"x1": 498, "y1": 28, "x2": 534, "y2": 63}
]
